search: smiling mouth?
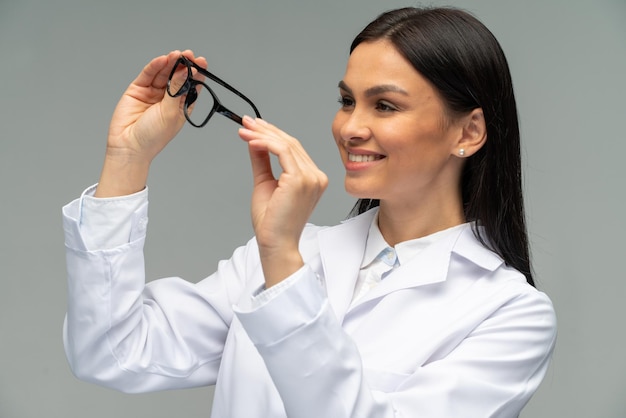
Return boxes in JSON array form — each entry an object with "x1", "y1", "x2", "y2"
[{"x1": 348, "y1": 153, "x2": 384, "y2": 162}]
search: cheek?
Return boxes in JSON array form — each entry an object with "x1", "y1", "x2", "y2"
[
  {"x1": 381, "y1": 131, "x2": 445, "y2": 173},
  {"x1": 331, "y1": 112, "x2": 344, "y2": 145}
]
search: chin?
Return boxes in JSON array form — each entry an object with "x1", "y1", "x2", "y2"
[{"x1": 344, "y1": 183, "x2": 378, "y2": 200}]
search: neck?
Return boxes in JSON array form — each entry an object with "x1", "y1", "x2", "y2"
[{"x1": 376, "y1": 194, "x2": 465, "y2": 247}]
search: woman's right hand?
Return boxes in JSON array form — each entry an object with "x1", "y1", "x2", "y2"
[{"x1": 95, "y1": 50, "x2": 207, "y2": 197}]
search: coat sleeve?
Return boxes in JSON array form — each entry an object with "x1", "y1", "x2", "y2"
[
  {"x1": 235, "y1": 267, "x2": 392, "y2": 416},
  {"x1": 234, "y1": 265, "x2": 557, "y2": 418},
  {"x1": 62, "y1": 195, "x2": 252, "y2": 393}
]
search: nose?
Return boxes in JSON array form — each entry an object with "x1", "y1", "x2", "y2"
[{"x1": 335, "y1": 107, "x2": 371, "y2": 144}]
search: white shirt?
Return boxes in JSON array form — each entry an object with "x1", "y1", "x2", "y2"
[
  {"x1": 352, "y1": 213, "x2": 466, "y2": 305},
  {"x1": 62, "y1": 185, "x2": 557, "y2": 418}
]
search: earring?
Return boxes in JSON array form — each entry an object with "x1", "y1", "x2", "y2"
[{"x1": 459, "y1": 148, "x2": 465, "y2": 156}]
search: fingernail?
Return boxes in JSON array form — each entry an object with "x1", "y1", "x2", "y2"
[{"x1": 243, "y1": 115, "x2": 255, "y2": 125}]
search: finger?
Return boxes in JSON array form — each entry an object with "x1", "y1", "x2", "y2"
[
  {"x1": 247, "y1": 144, "x2": 276, "y2": 185},
  {"x1": 166, "y1": 71, "x2": 186, "y2": 97},
  {"x1": 131, "y1": 51, "x2": 178, "y2": 90},
  {"x1": 242, "y1": 118, "x2": 302, "y2": 155},
  {"x1": 239, "y1": 117, "x2": 318, "y2": 176},
  {"x1": 179, "y1": 50, "x2": 208, "y2": 85},
  {"x1": 135, "y1": 50, "x2": 203, "y2": 93},
  {"x1": 244, "y1": 133, "x2": 324, "y2": 196},
  {"x1": 240, "y1": 127, "x2": 323, "y2": 195},
  {"x1": 239, "y1": 119, "x2": 276, "y2": 184},
  {"x1": 194, "y1": 56, "x2": 208, "y2": 68},
  {"x1": 153, "y1": 51, "x2": 183, "y2": 90},
  {"x1": 252, "y1": 118, "x2": 314, "y2": 164}
]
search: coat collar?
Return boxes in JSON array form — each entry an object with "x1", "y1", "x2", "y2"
[{"x1": 316, "y1": 208, "x2": 504, "y2": 320}]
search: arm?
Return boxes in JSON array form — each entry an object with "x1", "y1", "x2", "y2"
[
  {"x1": 63, "y1": 51, "x2": 238, "y2": 392},
  {"x1": 62, "y1": 189, "x2": 252, "y2": 392}
]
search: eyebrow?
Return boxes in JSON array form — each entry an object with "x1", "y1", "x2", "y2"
[{"x1": 338, "y1": 80, "x2": 409, "y2": 97}]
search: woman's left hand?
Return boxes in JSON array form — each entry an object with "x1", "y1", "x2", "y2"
[{"x1": 238, "y1": 116, "x2": 328, "y2": 287}]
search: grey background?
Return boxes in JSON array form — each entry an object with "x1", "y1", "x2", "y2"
[{"x1": 1, "y1": 0, "x2": 624, "y2": 416}]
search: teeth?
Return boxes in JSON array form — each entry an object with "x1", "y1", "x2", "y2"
[{"x1": 348, "y1": 153, "x2": 381, "y2": 162}]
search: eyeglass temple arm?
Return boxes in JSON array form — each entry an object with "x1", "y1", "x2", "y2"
[
  {"x1": 187, "y1": 58, "x2": 262, "y2": 118},
  {"x1": 216, "y1": 106, "x2": 243, "y2": 125}
]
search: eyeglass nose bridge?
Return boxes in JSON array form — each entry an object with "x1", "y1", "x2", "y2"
[{"x1": 185, "y1": 81, "x2": 199, "y2": 106}]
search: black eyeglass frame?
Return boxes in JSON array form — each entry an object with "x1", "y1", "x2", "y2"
[{"x1": 166, "y1": 56, "x2": 261, "y2": 127}]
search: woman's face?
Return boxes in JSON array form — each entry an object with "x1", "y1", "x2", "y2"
[{"x1": 332, "y1": 39, "x2": 464, "y2": 208}]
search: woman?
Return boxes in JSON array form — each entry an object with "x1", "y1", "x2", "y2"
[{"x1": 62, "y1": 7, "x2": 556, "y2": 417}]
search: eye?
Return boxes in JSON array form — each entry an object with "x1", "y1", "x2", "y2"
[
  {"x1": 338, "y1": 95, "x2": 355, "y2": 109},
  {"x1": 376, "y1": 101, "x2": 397, "y2": 112}
]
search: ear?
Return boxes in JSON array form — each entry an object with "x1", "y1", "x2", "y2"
[{"x1": 453, "y1": 108, "x2": 487, "y2": 158}]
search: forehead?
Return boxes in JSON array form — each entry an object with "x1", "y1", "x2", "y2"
[{"x1": 342, "y1": 40, "x2": 431, "y2": 95}]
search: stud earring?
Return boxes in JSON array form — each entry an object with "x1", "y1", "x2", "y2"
[{"x1": 459, "y1": 148, "x2": 465, "y2": 156}]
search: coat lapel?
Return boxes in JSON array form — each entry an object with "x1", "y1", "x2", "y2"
[
  {"x1": 316, "y1": 209, "x2": 376, "y2": 322},
  {"x1": 338, "y1": 222, "x2": 505, "y2": 312},
  {"x1": 316, "y1": 210, "x2": 506, "y2": 318},
  {"x1": 350, "y1": 223, "x2": 463, "y2": 309}
]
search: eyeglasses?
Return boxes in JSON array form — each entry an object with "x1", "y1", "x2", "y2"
[{"x1": 166, "y1": 56, "x2": 261, "y2": 127}]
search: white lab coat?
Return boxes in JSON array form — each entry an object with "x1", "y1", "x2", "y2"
[{"x1": 62, "y1": 195, "x2": 556, "y2": 418}]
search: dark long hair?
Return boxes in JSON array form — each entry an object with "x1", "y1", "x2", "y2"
[{"x1": 348, "y1": 7, "x2": 535, "y2": 286}]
